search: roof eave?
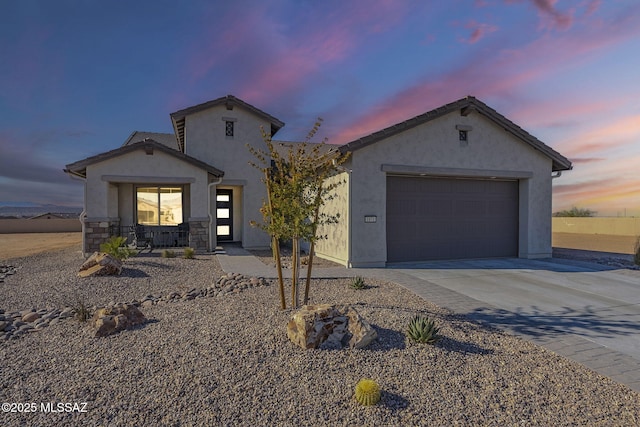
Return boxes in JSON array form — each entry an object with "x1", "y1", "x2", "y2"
[
  {"x1": 338, "y1": 96, "x2": 573, "y2": 171},
  {"x1": 64, "y1": 139, "x2": 224, "y2": 178}
]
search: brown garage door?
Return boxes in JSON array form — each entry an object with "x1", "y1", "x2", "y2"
[{"x1": 386, "y1": 176, "x2": 519, "y2": 262}]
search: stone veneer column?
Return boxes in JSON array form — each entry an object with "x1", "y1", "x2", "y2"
[
  {"x1": 188, "y1": 219, "x2": 210, "y2": 252},
  {"x1": 83, "y1": 219, "x2": 120, "y2": 255}
]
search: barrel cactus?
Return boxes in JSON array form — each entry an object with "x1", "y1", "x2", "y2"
[
  {"x1": 407, "y1": 315, "x2": 440, "y2": 344},
  {"x1": 355, "y1": 378, "x2": 381, "y2": 406}
]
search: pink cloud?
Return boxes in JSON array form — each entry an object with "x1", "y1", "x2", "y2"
[
  {"x1": 569, "y1": 157, "x2": 604, "y2": 165},
  {"x1": 330, "y1": 3, "x2": 640, "y2": 144},
  {"x1": 585, "y1": 0, "x2": 602, "y2": 16},
  {"x1": 463, "y1": 20, "x2": 499, "y2": 44},
  {"x1": 559, "y1": 114, "x2": 640, "y2": 157},
  {"x1": 508, "y1": 94, "x2": 635, "y2": 129},
  {"x1": 553, "y1": 175, "x2": 640, "y2": 214},
  {"x1": 505, "y1": 0, "x2": 574, "y2": 30},
  {"x1": 553, "y1": 151, "x2": 640, "y2": 215},
  {"x1": 531, "y1": 0, "x2": 574, "y2": 30},
  {"x1": 176, "y1": 0, "x2": 410, "y2": 109}
]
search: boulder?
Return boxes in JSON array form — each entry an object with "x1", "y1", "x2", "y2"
[
  {"x1": 287, "y1": 304, "x2": 377, "y2": 350},
  {"x1": 78, "y1": 252, "x2": 123, "y2": 277},
  {"x1": 91, "y1": 304, "x2": 146, "y2": 337}
]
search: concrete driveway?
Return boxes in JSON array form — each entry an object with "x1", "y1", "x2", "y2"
[{"x1": 383, "y1": 257, "x2": 640, "y2": 391}]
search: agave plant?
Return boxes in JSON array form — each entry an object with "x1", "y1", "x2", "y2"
[
  {"x1": 407, "y1": 315, "x2": 441, "y2": 344},
  {"x1": 100, "y1": 236, "x2": 136, "y2": 261},
  {"x1": 350, "y1": 276, "x2": 366, "y2": 290},
  {"x1": 355, "y1": 378, "x2": 381, "y2": 406}
]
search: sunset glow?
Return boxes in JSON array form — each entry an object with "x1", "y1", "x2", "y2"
[{"x1": 1, "y1": 1, "x2": 639, "y2": 216}]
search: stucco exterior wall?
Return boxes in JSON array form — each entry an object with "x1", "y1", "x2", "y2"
[
  {"x1": 81, "y1": 149, "x2": 213, "y2": 252},
  {"x1": 314, "y1": 171, "x2": 350, "y2": 266},
  {"x1": 85, "y1": 149, "x2": 210, "y2": 220},
  {"x1": 347, "y1": 109, "x2": 553, "y2": 266},
  {"x1": 183, "y1": 105, "x2": 273, "y2": 249},
  {"x1": 117, "y1": 183, "x2": 134, "y2": 226}
]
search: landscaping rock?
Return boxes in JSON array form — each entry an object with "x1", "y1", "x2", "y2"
[
  {"x1": 91, "y1": 303, "x2": 146, "y2": 337},
  {"x1": 22, "y1": 311, "x2": 40, "y2": 323},
  {"x1": 78, "y1": 252, "x2": 123, "y2": 277},
  {"x1": 287, "y1": 304, "x2": 378, "y2": 350}
]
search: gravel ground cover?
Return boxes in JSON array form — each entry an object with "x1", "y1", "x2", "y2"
[
  {"x1": 1, "y1": 246, "x2": 640, "y2": 426},
  {"x1": 553, "y1": 247, "x2": 639, "y2": 270}
]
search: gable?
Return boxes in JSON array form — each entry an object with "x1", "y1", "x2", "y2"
[
  {"x1": 350, "y1": 108, "x2": 552, "y2": 177},
  {"x1": 64, "y1": 139, "x2": 224, "y2": 179},
  {"x1": 339, "y1": 96, "x2": 572, "y2": 172},
  {"x1": 170, "y1": 95, "x2": 285, "y2": 152}
]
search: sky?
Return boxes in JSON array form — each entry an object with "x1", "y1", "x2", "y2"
[{"x1": 1, "y1": 0, "x2": 639, "y2": 216}]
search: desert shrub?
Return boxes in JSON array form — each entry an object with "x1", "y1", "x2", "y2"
[
  {"x1": 350, "y1": 276, "x2": 366, "y2": 290},
  {"x1": 100, "y1": 236, "x2": 136, "y2": 261},
  {"x1": 73, "y1": 292, "x2": 91, "y2": 322},
  {"x1": 407, "y1": 315, "x2": 441, "y2": 344},
  {"x1": 354, "y1": 379, "x2": 381, "y2": 406},
  {"x1": 162, "y1": 249, "x2": 176, "y2": 258},
  {"x1": 51, "y1": 286, "x2": 91, "y2": 323},
  {"x1": 634, "y1": 236, "x2": 640, "y2": 266},
  {"x1": 183, "y1": 247, "x2": 195, "y2": 259}
]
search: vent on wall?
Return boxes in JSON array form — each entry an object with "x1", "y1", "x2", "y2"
[{"x1": 455, "y1": 125, "x2": 472, "y2": 146}]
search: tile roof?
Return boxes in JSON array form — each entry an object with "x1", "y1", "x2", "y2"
[
  {"x1": 64, "y1": 138, "x2": 224, "y2": 179},
  {"x1": 338, "y1": 96, "x2": 572, "y2": 172},
  {"x1": 123, "y1": 131, "x2": 179, "y2": 150}
]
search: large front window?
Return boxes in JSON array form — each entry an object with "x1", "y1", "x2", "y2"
[{"x1": 136, "y1": 186, "x2": 183, "y2": 226}]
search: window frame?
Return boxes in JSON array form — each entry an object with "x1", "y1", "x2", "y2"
[{"x1": 135, "y1": 185, "x2": 184, "y2": 226}]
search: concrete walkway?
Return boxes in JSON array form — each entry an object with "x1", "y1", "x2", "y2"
[{"x1": 216, "y1": 245, "x2": 640, "y2": 393}]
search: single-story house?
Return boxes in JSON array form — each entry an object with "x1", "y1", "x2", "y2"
[{"x1": 65, "y1": 95, "x2": 572, "y2": 266}]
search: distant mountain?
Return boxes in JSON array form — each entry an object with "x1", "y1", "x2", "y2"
[
  {"x1": 0, "y1": 204, "x2": 83, "y2": 218},
  {"x1": 0, "y1": 201, "x2": 41, "y2": 207}
]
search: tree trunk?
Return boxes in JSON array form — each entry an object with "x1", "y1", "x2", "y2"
[
  {"x1": 265, "y1": 169, "x2": 286, "y2": 309},
  {"x1": 304, "y1": 191, "x2": 323, "y2": 305},
  {"x1": 273, "y1": 237, "x2": 286, "y2": 309},
  {"x1": 291, "y1": 237, "x2": 300, "y2": 308},
  {"x1": 303, "y1": 241, "x2": 314, "y2": 305}
]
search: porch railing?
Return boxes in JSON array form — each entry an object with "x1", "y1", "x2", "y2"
[{"x1": 109, "y1": 224, "x2": 189, "y2": 249}]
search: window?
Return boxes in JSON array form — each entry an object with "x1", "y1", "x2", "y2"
[
  {"x1": 225, "y1": 121, "x2": 234, "y2": 137},
  {"x1": 136, "y1": 186, "x2": 183, "y2": 226}
]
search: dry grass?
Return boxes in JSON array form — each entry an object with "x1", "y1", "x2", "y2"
[{"x1": 0, "y1": 232, "x2": 82, "y2": 260}]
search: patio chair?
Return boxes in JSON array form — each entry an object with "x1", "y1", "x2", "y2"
[{"x1": 132, "y1": 224, "x2": 153, "y2": 251}]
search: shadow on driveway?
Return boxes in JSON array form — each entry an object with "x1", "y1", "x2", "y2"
[
  {"x1": 387, "y1": 257, "x2": 619, "y2": 273},
  {"x1": 464, "y1": 304, "x2": 640, "y2": 339}
]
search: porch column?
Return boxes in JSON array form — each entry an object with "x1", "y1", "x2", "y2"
[
  {"x1": 188, "y1": 217, "x2": 210, "y2": 252},
  {"x1": 83, "y1": 217, "x2": 120, "y2": 255}
]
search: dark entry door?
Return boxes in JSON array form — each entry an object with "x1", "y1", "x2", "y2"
[{"x1": 216, "y1": 189, "x2": 233, "y2": 241}]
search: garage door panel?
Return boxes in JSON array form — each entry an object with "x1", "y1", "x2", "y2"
[
  {"x1": 387, "y1": 198, "x2": 417, "y2": 216},
  {"x1": 416, "y1": 199, "x2": 453, "y2": 215},
  {"x1": 387, "y1": 176, "x2": 519, "y2": 262}
]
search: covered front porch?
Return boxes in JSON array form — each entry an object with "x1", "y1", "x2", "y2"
[
  {"x1": 63, "y1": 139, "x2": 226, "y2": 256},
  {"x1": 81, "y1": 181, "x2": 213, "y2": 254}
]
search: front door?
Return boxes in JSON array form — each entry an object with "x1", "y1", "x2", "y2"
[{"x1": 216, "y1": 189, "x2": 233, "y2": 241}]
